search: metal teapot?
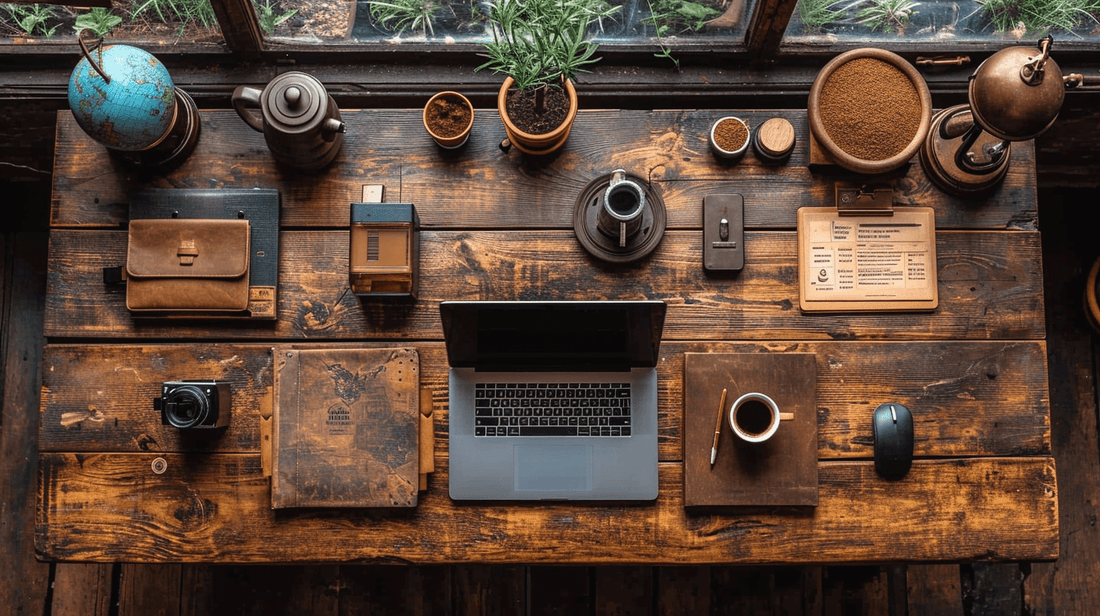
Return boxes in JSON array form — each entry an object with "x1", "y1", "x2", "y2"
[{"x1": 232, "y1": 71, "x2": 346, "y2": 171}]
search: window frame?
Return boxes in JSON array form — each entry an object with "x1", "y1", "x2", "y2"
[{"x1": 1, "y1": 0, "x2": 1096, "y2": 110}]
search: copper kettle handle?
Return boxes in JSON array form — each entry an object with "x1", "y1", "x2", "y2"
[{"x1": 231, "y1": 85, "x2": 265, "y2": 133}]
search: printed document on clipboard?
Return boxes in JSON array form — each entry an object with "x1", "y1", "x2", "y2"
[{"x1": 797, "y1": 206, "x2": 938, "y2": 313}]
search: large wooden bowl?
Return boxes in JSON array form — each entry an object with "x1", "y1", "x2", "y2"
[{"x1": 808, "y1": 48, "x2": 932, "y2": 174}]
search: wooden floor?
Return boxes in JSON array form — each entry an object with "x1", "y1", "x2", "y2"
[{"x1": 3, "y1": 177, "x2": 1098, "y2": 615}]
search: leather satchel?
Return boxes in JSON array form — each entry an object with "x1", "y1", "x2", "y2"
[{"x1": 125, "y1": 218, "x2": 251, "y2": 313}]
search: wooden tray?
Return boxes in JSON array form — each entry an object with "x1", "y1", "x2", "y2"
[{"x1": 683, "y1": 353, "x2": 818, "y2": 507}]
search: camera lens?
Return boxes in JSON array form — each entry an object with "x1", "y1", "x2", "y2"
[{"x1": 163, "y1": 384, "x2": 211, "y2": 429}]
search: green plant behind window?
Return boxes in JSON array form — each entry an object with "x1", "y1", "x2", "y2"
[
  {"x1": 643, "y1": 0, "x2": 720, "y2": 69},
  {"x1": 798, "y1": 0, "x2": 845, "y2": 32},
  {"x1": 254, "y1": 0, "x2": 297, "y2": 34},
  {"x1": 369, "y1": 0, "x2": 444, "y2": 36},
  {"x1": 477, "y1": 0, "x2": 622, "y2": 92},
  {"x1": 845, "y1": 0, "x2": 918, "y2": 33},
  {"x1": 129, "y1": 0, "x2": 218, "y2": 35},
  {"x1": 978, "y1": 0, "x2": 1100, "y2": 34},
  {"x1": 645, "y1": 0, "x2": 720, "y2": 33},
  {"x1": 74, "y1": 7, "x2": 123, "y2": 38},
  {"x1": 3, "y1": 3, "x2": 59, "y2": 38}
]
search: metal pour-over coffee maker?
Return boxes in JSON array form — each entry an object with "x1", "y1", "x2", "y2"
[{"x1": 920, "y1": 36, "x2": 1082, "y2": 196}]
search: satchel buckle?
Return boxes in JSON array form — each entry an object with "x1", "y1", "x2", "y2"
[{"x1": 177, "y1": 240, "x2": 199, "y2": 265}]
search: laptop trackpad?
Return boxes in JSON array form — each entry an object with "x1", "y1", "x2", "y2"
[{"x1": 515, "y1": 445, "x2": 593, "y2": 492}]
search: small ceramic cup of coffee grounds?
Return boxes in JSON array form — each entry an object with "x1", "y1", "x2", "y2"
[{"x1": 710, "y1": 116, "x2": 751, "y2": 160}]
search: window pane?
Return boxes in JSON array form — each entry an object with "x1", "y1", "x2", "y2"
[
  {"x1": 783, "y1": 0, "x2": 1100, "y2": 44},
  {"x1": 263, "y1": 0, "x2": 754, "y2": 47},
  {"x1": 1, "y1": 1, "x2": 223, "y2": 46}
]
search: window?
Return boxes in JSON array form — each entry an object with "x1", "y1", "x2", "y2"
[
  {"x1": 5, "y1": 0, "x2": 1097, "y2": 53},
  {"x1": 783, "y1": 0, "x2": 1100, "y2": 44}
]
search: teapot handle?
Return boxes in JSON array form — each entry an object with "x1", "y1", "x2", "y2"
[{"x1": 231, "y1": 85, "x2": 265, "y2": 133}]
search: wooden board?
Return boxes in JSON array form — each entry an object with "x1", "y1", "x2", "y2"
[
  {"x1": 271, "y1": 347, "x2": 420, "y2": 509},
  {"x1": 49, "y1": 110, "x2": 1039, "y2": 232},
  {"x1": 43, "y1": 229, "x2": 1047, "y2": 341},
  {"x1": 683, "y1": 353, "x2": 818, "y2": 507},
  {"x1": 39, "y1": 340, "x2": 1051, "y2": 462},
  {"x1": 36, "y1": 454, "x2": 1058, "y2": 564},
  {"x1": 38, "y1": 107, "x2": 1055, "y2": 569}
]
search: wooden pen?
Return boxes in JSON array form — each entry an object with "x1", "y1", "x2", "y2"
[{"x1": 710, "y1": 388, "x2": 728, "y2": 467}]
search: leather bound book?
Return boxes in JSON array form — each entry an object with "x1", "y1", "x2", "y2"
[{"x1": 272, "y1": 347, "x2": 420, "y2": 508}]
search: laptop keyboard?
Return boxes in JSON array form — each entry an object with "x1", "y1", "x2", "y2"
[{"x1": 474, "y1": 382, "x2": 632, "y2": 437}]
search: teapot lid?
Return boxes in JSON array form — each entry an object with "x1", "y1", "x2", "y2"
[{"x1": 265, "y1": 71, "x2": 325, "y2": 129}]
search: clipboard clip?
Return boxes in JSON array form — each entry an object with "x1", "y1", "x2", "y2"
[{"x1": 836, "y1": 184, "x2": 894, "y2": 216}]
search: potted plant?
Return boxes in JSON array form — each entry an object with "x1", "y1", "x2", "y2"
[
  {"x1": 423, "y1": 90, "x2": 474, "y2": 148},
  {"x1": 477, "y1": 0, "x2": 620, "y2": 155}
]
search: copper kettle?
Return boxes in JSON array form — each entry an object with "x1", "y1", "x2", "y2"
[{"x1": 232, "y1": 71, "x2": 346, "y2": 171}]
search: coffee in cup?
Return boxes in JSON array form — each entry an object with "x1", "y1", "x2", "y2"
[{"x1": 729, "y1": 392, "x2": 794, "y2": 444}]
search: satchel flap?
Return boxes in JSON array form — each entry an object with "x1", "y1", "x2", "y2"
[{"x1": 127, "y1": 219, "x2": 250, "y2": 279}]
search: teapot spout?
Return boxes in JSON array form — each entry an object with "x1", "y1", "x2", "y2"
[{"x1": 322, "y1": 118, "x2": 347, "y2": 141}]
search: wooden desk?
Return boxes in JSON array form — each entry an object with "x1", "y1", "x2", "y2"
[{"x1": 38, "y1": 109, "x2": 1057, "y2": 564}]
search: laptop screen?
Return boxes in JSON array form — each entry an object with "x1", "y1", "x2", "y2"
[{"x1": 441, "y1": 301, "x2": 666, "y2": 371}]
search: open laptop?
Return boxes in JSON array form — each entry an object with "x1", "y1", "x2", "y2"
[{"x1": 441, "y1": 300, "x2": 666, "y2": 501}]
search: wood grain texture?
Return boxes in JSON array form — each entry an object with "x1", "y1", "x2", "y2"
[
  {"x1": 451, "y1": 565, "x2": 525, "y2": 616},
  {"x1": 0, "y1": 232, "x2": 51, "y2": 615},
  {"x1": 36, "y1": 454, "x2": 1058, "y2": 564},
  {"x1": 908, "y1": 564, "x2": 964, "y2": 616},
  {"x1": 50, "y1": 110, "x2": 1037, "y2": 232},
  {"x1": 40, "y1": 340, "x2": 1050, "y2": 462},
  {"x1": 1024, "y1": 191, "x2": 1100, "y2": 615},
  {"x1": 118, "y1": 563, "x2": 182, "y2": 616},
  {"x1": 43, "y1": 229, "x2": 1045, "y2": 340},
  {"x1": 50, "y1": 563, "x2": 115, "y2": 616}
]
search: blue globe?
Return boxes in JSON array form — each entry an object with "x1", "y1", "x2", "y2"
[{"x1": 68, "y1": 44, "x2": 176, "y2": 151}]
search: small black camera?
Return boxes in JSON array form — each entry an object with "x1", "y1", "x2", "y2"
[{"x1": 155, "y1": 380, "x2": 231, "y2": 429}]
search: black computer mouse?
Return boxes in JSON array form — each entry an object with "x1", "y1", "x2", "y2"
[{"x1": 873, "y1": 403, "x2": 914, "y2": 480}]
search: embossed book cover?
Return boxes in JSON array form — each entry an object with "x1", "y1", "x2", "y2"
[{"x1": 272, "y1": 348, "x2": 419, "y2": 508}]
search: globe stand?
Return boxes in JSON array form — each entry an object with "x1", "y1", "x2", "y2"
[{"x1": 110, "y1": 88, "x2": 201, "y2": 170}]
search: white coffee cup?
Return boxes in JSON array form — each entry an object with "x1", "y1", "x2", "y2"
[{"x1": 729, "y1": 392, "x2": 794, "y2": 443}]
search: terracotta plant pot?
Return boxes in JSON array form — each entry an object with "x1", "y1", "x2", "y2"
[
  {"x1": 497, "y1": 77, "x2": 578, "y2": 155},
  {"x1": 423, "y1": 91, "x2": 474, "y2": 149}
]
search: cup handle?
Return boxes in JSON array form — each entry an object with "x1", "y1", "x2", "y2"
[
  {"x1": 779, "y1": 412, "x2": 795, "y2": 421},
  {"x1": 231, "y1": 85, "x2": 265, "y2": 133}
]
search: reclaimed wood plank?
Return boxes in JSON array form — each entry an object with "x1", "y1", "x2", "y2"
[
  {"x1": 339, "y1": 565, "x2": 451, "y2": 616},
  {"x1": 451, "y1": 565, "x2": 525, "y2": 616},
  {"x1": 118, "y1": 564, "x2": 182, "y2": 616},
  {"x1": 656, "y1": 566, "x2": 711, "y2": 616},
  {"x1": 908, "y1": 564, "x2": 963, "y2": 616},
  {"x1": 822, "y1": 566, "x2": 889, "y2": 616},
  {"x1": 38, "y1": 340, "x2": 1050, "y2": 461},
  {"x1": 50, "y1": 110, "x2": 1037, "y2": 232},
  {"x1": 203, "y1": 565, "x2": 339, "y2": 615},
  {"x1": 711, "y1": 566, "x2": 820, "y2": 615},
  {"x1": 529, "y1": 566, "x2": 591, "y2": 616},
  {"x1": 43, "y1": 229, "x2": 1046, "y2": 340},
  {"x1": 50, "y1": 563, "x2": 115, "y2": 616},
  {"x1": 594, "y1": 566, "x2": 653, "y2": 616},
  {"x1": 0, "y1": 232, "x2": 51, "y2": 616},
  {"x1": 1024, "y1": 189, "x2": 1100, "y2": 616},
  {"x1": 36, "y1": 455, "x2": 1058, "y2": 564}
]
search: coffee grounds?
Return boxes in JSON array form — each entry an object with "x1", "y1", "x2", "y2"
[
  {"x1": 506, "y1": 86, "x2": 569, "y2": 135},
  {"x1": 713, "y1": 118, "x2": 748, "y2": 152},
  {"x1": 819, "y1": 57, "x2": 921, "y2": 161},
  {"x1": 425, "y1": 94, "x2": 472, "y2": 138}
]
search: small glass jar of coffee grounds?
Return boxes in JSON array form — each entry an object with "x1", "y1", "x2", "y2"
[{"x1": 710, "y1": 116, "x2": 751, "y2": 160}]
